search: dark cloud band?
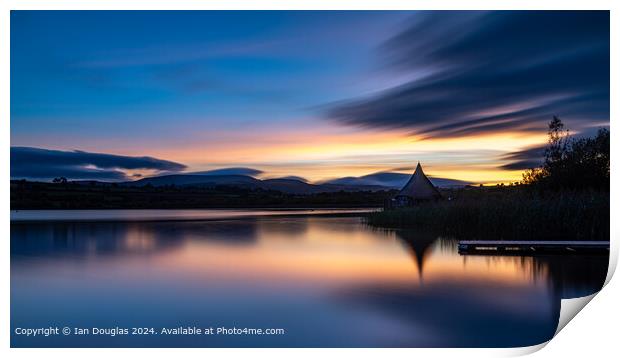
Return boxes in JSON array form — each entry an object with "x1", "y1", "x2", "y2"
[
  {"x1": 327, "y1": 11, "x2": 609, "y2": 139},
  {"x1": 11, "y1": 147, "x2": 187, "y2": 181},
  {"x1": 499, "y1": 145, "x2": 546, "y2": 170},
  {"x1": 189, "y1": 167, "x2": 263, "y2": 177}
]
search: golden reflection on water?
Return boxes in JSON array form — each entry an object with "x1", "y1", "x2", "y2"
[
  {"x1": 150, "y1": 218, "x2": 549, "y2": 289},
  {"x1": 423, "y1": 242, "x2": 548, "y2": 287},
  {"x1": 123, "y1": 226, "x2": 158, "y2": 251},
  {"x1": 11, "y1": 215, "x2": 609, "y2": 348}
]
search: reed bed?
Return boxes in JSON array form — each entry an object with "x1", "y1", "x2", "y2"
[{"x1": 366, "y1": 189, "x2": 609, "y2": 241}]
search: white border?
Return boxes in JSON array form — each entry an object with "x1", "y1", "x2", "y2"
[{"x1": 2, "y1": 1, "x2": 617, "y2": 357}]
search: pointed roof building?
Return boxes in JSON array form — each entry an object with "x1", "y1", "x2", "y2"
[{"x1": 395, "y1": 162, "x2": 441, "y2": 201}]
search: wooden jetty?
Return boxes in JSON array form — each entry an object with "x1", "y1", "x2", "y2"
[{"x1": 458, "y1": 240, "x2": 609, "y2": 256}]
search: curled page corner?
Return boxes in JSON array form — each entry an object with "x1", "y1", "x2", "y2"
[
  {"x1": 506, "y1": 341, "x2": 549, "y2": 356},
  {"x1": 555, "y1": 230, "x2": 618, "y2": 330},
  {"x1": 555, "y1": 293, "x2": 597, "y2": 336},
  {"x1": 516, "y1": 293, "x2": 601, "y2": 356},
  {"x1": 544, "y1": 242, "x2": 616, "y2": 350},
  {"x1": 604, "y1": 237, "x2": 618, "y2": 286},
  {"x1": 552, "y1": 242, "x2": 615, "y2": 338}
]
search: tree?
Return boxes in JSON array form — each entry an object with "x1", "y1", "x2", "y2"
[
  {"x1": 52, "y1": 177, "x2": 67, "y2": 184},
  {"x1": 522, "y1": 117, "x2": 610, "y2": 190},
  {"x1": 546, "y1": 116, "x2": 570, "y2": 165}
]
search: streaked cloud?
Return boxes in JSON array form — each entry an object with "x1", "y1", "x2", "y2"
[
  {"x1": 189, "y1": 167, "x2": 263, "y2": 177},
  {"x1": 11, "y1": 147, "x2": 186, "y2": 181},
  {"x1": 10, "y1": 11, "x2": 609, "y2": 185},
  {"x1": 328, "y1": 11, "x2": 609, "y2": 139},
  {"x1": 499, "y1": 145, "x2": 546, "y2": 170}
]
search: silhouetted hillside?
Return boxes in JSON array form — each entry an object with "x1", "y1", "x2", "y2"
[
  {"x1": 11, "y1": 180, "x2": 396, "y2": 209},
  {"x1": 124, "y1": 174, "x2": 388, "y2": 194}
]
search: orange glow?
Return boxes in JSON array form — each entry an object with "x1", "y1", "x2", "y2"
[
  {"x1": 422, "y1": 245, "x2": 548, "y2": 286},
  {"x1": 123, "y1": 126, "x2": 546, "y2": 183},
  {"x1": 150, "y1": 221, "x2": 549, "y2": 289},
  {"x1": 45, "y1": 119, "x2": 549, "y2": 184}
]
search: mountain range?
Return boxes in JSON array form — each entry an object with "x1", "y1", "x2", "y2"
[
  {"x1": 125, "y1": 174, "x2": 387, "y2": 194},
  {"x1": 116, "y1": 169, "x2": 471, "y2": 194},
  {"x1": 321, "y1": 172, "x2": 470, "y2": 189}
]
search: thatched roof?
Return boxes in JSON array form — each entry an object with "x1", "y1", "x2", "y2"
[{"x1": 396, "y1": 163, "x2": 441, "y2": 200}]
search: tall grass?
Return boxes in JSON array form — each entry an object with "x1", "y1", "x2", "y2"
[{"x1": 366, "y1": 189, "x2": 609, "y2": 241}]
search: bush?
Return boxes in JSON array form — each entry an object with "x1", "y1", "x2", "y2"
[
  {"x1": 523, "y1": 117, "x2": 609, "y2": 191},
  {"x1": 366, "y1": 188, "x2": 609, "y2": 241}
]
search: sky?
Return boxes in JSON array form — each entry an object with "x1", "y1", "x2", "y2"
[{"x1": 10, "y1": 11, "x2": 610, "y2": 184}]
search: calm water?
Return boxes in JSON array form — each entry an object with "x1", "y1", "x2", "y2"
[
  {"x1": 10, "y1": 208, "x2": 376, "y2": 222},
  {"x1": 11, "y1": 210, "x2": 608, "y2": 347}
]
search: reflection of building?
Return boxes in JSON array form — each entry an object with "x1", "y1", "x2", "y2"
[
  {"x1": 395, "y1": 230, "x2": 438, "y2": 281},
  {"x1": 387, "y1": 162, "x2": 441, "y2": 208}
]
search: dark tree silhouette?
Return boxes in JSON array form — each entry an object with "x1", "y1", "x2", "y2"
[
  {"x1": 52, "y1": 177, "x2": 67, "y2": 184},
  {"x1": 522, "y1": 117, "x2": 610, "y2": 191}
]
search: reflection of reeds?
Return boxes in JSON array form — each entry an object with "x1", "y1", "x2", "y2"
[
  {"x1": 424, "y1": 238, "x2": 550, "y2": 286},
  {"x1": 369, "y1": 228, "x2": 606, "y2": 298},
  {"x1": 366, "y1": 189, "x2": 609, "y2": 241}
]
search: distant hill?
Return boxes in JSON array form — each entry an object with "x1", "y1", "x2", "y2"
[
  {"x1": 426, "y1": 176, "x2": 472, "y2": 188},
  {"x1": 31, "y1": 170, "x2": 469, "y2": 195},
  {"x1": 121, "y1": 174, "x2": 389, "y2": 194},
  {"x1": 323, "y1": 172, "x2": 471, "y2": 188},
  {"x1": 127, "y1": 174, "x2": 261, "y2": 188}
]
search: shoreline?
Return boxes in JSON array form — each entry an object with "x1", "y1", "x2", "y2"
[{"x1": 10, "y1": 207, "x2": 379, "y2": 224}]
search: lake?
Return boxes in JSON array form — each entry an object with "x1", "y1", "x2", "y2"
[{"x1": 10, "y1": 209, "x2": 608, "y2": 347}]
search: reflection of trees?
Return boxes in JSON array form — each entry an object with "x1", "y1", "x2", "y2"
[
  {"x1": 390, "y1": 228, "x2": 608, "y2": 300},
  {"x1": 150, "y1": 220, "x2": 260, "y2": 245},
  {"x1": 537, "y1": 255, "x2": 608, "y2": 299},
  {"x1": 255, "y1": 217, "x2": 310, "y2": 239},
  {"x1": 336, "y1": 231, "x2": 562, "y2": 347},
  {"x1": 10, "y1": 220, "x2": 263, "y2": 261},
  {"x1": 11, "y1": 222, "x2": 184, "y2": 259}
]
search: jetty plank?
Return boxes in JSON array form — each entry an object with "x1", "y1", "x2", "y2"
[{"x1": 458, "y1": 240, "x2": 609, "y2": 255}]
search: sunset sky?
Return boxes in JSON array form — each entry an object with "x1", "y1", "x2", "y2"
[{"x1": 10, "y1": 11, "x2": 610, "y2": 184}]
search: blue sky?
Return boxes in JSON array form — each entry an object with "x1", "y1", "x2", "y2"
[
  {"x1": 10, "y1": 11, "x2": 609, "y2": 183},
  {"x1": 11, "y1": 11, "x2": 407, "y2": 133}
]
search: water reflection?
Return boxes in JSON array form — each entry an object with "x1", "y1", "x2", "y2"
[
  {"x1": 11, "y1": 215, "x2": 608, "y2": 347},
  {"x1": 338, "y1": 230, "x2": 607, "y2": 347},
  {"x1": 391, "y1": 230, "x2": 607, "y2": 299}
]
